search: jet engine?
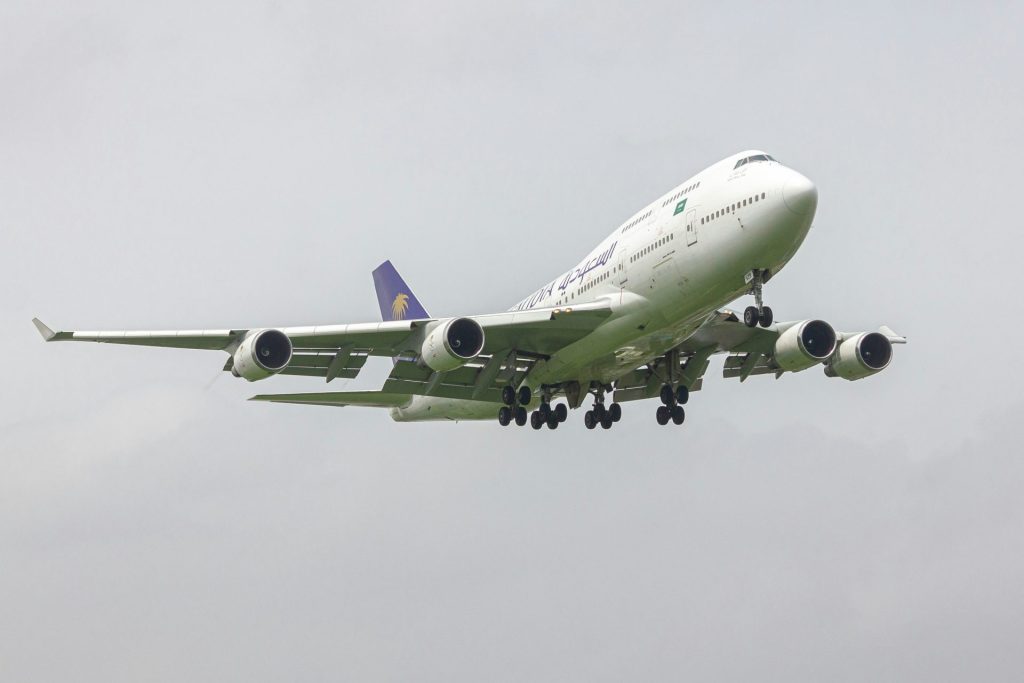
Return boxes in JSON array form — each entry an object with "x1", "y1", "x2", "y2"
[
  {"x1": 421, "y1": 317, "x2": 485, "y2": 372},
  {"x1": 231, "y1": 329, "x2": 293, "y2": 381},
  {"x1": 773, "y1": 319, "x2": 837, "y2": 372},
  {"x1": 824, "y1": 332, "x2": 893, "y2": 381}
]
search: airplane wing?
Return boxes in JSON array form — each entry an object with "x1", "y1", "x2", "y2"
[
  {"x1": 31, "y1": 300, "x2": 613, "y2": 390},
  {"x1": 612, "y1": 309, "x2": 906, "y2": 400},
  {"x1": 248, "y1": 391, "x2": 411, "y2": 408}
]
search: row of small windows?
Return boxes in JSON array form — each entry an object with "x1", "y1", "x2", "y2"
[
  {"x1": 701, "y1": 193, "x2": 766, "y2": 224},
  {"x1": 630, "y1": 232, "x2": 675, "y2": 262},
  {"x1": 580, "y1": 270, "x2": 611, "y2": 293},
  {"x1": 733, "y1": 154, "x2": 777, "y2": 170},
  {"x1": 662, "y1": 181, "x2": 701, "y2": 208},
  {"x1": 620, "y1": 209, "x2": 653, "y2": 234}
]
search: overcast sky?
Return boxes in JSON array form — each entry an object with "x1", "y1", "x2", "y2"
[{"x1": 2, "y1": 2, "x2": 1023, "y2": 681}]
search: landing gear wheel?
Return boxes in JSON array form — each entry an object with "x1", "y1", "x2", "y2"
[
  {"x1": 530, "y1": 411, "x2": 543, "y2": 430},
  {"x1": 546, "y1": 413, "x2": 559, "y2": 430},
  {"x1": 497, "y1": 406, "x2": 512, "y2": 426},
  {"x1": 593, "y1": 403, "x2": 607, "y2": 422},
  {"x1": 538, "y1": 403, "x2": 551, "y2": 420},
  {"x1": 671, "y1": 405, "x2": 685, "y2": 425},
  {"x1": 744, "y1": 306, "x2": 760, "y2": 328},
  {"x1": 660, "y1": 384, "x2": 675, "y2": 405},
  {"x1": 517, "y1": 386, "x2": 532, "y2": 406},
  {"x1": 501, "y1": 385, "x2": 515, "y2": 406},
  {"x1": 675, "y1": 385, "x2": 689, "y2": 405},
  {"x1": 554, "y1": 403, "x2": 568, "y2": 423},
  {"x1": 584, "y1": 410, "x2": 597, "y2": 430},
  {"x1": 600, "y1": 415, "x2": 613, "y2": 429},
  {"x1": 514, "y1": 407, "x2": 528, "y2": 426},
  {"x1": 609, "y1": 403, "x2": 622, "y2": 422},
  {"x1": 656, "y1": 405, "x2": 671, "y2": 425},
  {"x1": 758, "y1": 306, "x2": 774, "y2": 328}
]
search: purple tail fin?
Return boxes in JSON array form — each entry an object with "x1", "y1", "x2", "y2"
[{"x1": 371, "y1": 260, "x2": 430, "y2": 321}]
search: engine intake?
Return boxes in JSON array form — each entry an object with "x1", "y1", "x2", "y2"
[
  {"x1": 421, "y1": 317, "x2": 485, "y2": 372},
  {"x1": 231, "y1": 329, "x2": 293, "y2": 381},
  {"x1": 773, "y1": 319, "x2": 837, "y2": 372},
  {"x1": 825, "y1": 332, "x2": 893, "y2": 381}
]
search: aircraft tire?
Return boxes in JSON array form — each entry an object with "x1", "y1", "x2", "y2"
[
  {"x1": 660, "y1": 384, "x2": 675, "y2": 405},
  {"x1": 593, "y1": 403, "x2": 607, "y2": 421},
  {"x1": 609, "y1": 403, "x2": 622, "y2": 422},
  {"x1": 517, "y1": 386, "x2": 532, "y2": 406},
  {"x1": 546, "y1": 413, "x2": 559, "y2": 429},
  {"x1": 555, "y1": 403, "x2": 568, "y2": 422},
  {"x1": 671, "y1": 405, "x2": 685, "y2": 425},
  {"x1": 675, "y1": 385, "x2": 689, "y2": 405},
  {"x1": 759, "y1": 306, "x2": 774, "y2": 328},
  {"x1": 514, "y1": 407, "x2": 528, "y2": 426},
  {"x1": 744, "y1": 306, "x2": 759, "y2": 328},
  {"x1": 584, "y1": 410, "x2": 597, "y2": 429},
  {"x1": 656, "y1": 405, "x2": 671, "y2": 425},
  {"x1": 530, "y1": 411, "x2": 544, "y2": 430},
  {"x1": 497, "y1": 406, "x2": 512, "y2": 426},
  {"x1": 501, "y1": 385, "x2": 515, "y2": 406},
  {"x1": 600, "y1": 415, "x2": 613, "y2": 429}
]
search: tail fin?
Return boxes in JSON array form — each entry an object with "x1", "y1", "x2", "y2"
[{"x1": 371, "y1": 260, "x2": 429, "y2": 321}]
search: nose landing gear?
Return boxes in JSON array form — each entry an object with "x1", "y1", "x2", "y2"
[{"x1": 743, "y1": 270, "x2": 774, "y2": 328}]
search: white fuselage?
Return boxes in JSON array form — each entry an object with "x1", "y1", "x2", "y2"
[{"x1": 392, "y1": 150, "x2": 818, "y2": 421}]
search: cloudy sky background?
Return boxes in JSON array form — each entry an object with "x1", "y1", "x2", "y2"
[{"x1": 2, "y1": 2, "x2": 1022, "y2": 680}]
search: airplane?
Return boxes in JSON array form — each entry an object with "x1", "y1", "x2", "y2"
[{"x1": 33, "y1": 150, "x2": 906, "y2": 430}]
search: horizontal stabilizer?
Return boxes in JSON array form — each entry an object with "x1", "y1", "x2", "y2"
[{"x1": 249, "y1": 390, "x2": 411, "y2": 408}]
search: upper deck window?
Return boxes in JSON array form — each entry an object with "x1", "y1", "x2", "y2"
[{"x1": 734, "y1": 154, "x2": 777, "y2": 169}]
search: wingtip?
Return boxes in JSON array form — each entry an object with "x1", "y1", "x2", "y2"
[
  {"x1": 879, "y1": 325, "x2": 907, "y2": 344},
  {"x1": 32, "y1": 317, "x2": 56, "y2": 341}
]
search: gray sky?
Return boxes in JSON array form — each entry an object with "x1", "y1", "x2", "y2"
[{"x1": 2, "y1": 1, "x2": 1023, "y2": 680}]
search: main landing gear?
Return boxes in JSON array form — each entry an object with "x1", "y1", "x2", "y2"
[
  {"x1": 497, "y1": 384, "x2": 532, "y2": 427},
  {"x1": 655, "y1": 383, "x2": 688, "y2": 426},
  {"x1": 530, "y1": 396, "x2": 568, "y2": 430},
  {"x1": 583, "y1": 389, "x2": 621, "y2": 431},
  {"x1": 743, "y1": 269, "x2": 774, "y2": 328}
]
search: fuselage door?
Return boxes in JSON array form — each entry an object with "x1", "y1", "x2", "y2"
[
  {"x1": 685, "y1": 209, "x2": 698, "y2": 246},
  {"x1": 617, "y1": 243, "x2": 629, "y2": 289}
]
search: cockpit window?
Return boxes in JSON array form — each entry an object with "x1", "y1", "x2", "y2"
[{"x1": 734, "y1": 153, "x2": 778, "y2": 169}]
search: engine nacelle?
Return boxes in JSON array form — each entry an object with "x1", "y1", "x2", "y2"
[
  {"x1": 773, "y1": 319, "x2": 837, "y2": 372},
  {"x1": 825, "y1": 332, "x2": 893, "y2": 381},
  {"x1": 421, "y1": 317, "x2": 485, "y2": 372},
  {"x1": 231, "y1": 329, "x2": 293, "y2": 381}
]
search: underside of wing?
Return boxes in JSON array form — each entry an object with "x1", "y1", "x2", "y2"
[{"x1": 248, "y1": 390, "x2": 411, "y2": 408}]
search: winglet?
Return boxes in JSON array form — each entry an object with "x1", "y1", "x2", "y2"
[
  {"x1": 879, "y1": 325, "x2": 907, "y2": 344},
  {"x1": 32, "y1": 318, "x2": 57, "y2": 342}
]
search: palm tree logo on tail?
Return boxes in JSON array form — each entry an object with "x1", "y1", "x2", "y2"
[{"x1": 391, "y1": 293, "x2": 410, "y2": 320}]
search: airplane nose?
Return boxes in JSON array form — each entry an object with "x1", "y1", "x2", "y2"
[{"x1": 782, "y1": 171, "x2": 818, "y2": 216}]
